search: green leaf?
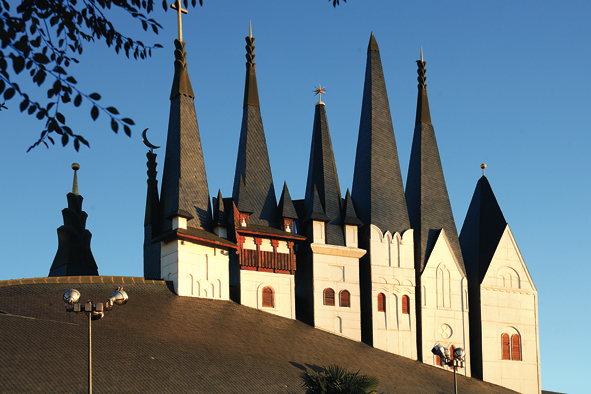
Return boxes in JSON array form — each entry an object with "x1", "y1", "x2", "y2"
[
  {"x1": 19, "y1": 98, "x2": 29, "y2": 112},
  {"x1": 61, "y1": 133, "x2": 68, "y2": 146},
  {"x1": 0, "y1": 79, "x2": 4, "y2": 94},
  {"x1": 106, "y1": 106, "x2": 119, "y2": 115},
  {"x1": 124, "y1": 125, "x2": 131, "y2": 137},
  {"x1": 11, "y1": 55, "x2": 25, "y2": 74},
  {"x1": 91, "y1": 105, "x2": 99, "y2": 120},
  {"x1": 89, "y1": 93, "x2": 101, "y2": 100},
  {"x1": 74, "y1": 138, "x2": 80, "y2": 151},
  {"x1": 121, "y1": 117, "x2": 135, "y2": 125},
  {"x1": 74, "y1": 94, "x2": 82, "y2": 107},
  {"x1": 56, "y1": 112, "x2": 65, "y2": 124},
  {"x1": 33, "y1": 53, "x2": 50, "y2": 64}
]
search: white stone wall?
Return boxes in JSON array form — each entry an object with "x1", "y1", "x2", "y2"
[
  {"x1": 368, "y1": 225, "x2": 417, "y2": 359},
  {"x1": 420, "y1": 229, "x2": 470, "y2": 376},
  {"x1": 479, "y1": 226, "x2": 541, "y2": 394},
  {"x1": 309, "y1": 242, "x2": 365, "y2": 341},
  {"x1": 161, "y1": 239, "x2": 230, "y2": 300},
  {"x1": 240, "y1": 270, "x2": 295, "y2": 319}
]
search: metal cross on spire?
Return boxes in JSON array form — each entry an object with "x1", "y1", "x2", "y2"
[
  {"x1": 170, "y1": 0, "x2": 188, "y2": 42},
  {"x1": 314, "y1": 84, "x2": 326, "y2": 104}
]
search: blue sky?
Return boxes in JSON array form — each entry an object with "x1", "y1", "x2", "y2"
[{"x1": 1, "y1": 1, "x2": 588, "y2": 392}]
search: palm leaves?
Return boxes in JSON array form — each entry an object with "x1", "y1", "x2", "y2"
[{"x1": 300, "y1": 364, "x2": 380, "y2": 394}]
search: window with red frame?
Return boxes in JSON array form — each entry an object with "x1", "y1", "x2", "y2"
[
  {"x1": 339, "y1": 290, "x2": 351, "y2": 308},
  {"x1": 324, "y1": 288, "x2": 335, "y2": 306},
  {"x1": 377, "y1": 293, "x2": 386, "y2": 312}
]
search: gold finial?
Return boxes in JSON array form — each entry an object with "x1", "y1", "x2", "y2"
[
  {"x1": 314, "y1": 84, "x2": 326, "y2": 105},
  {"x1": 420, "y1": 46, "x2": 423, "y2": 62},
  {"x1": 71, "y1": 163, "x2": 80, "y2": 195},
  {"x1": 249, "y1": 20, "x2": 252, "y2": 38},
  {"x1": 481, "y1": 163, "x2": 487, "y2": 176},
  {"x1": 170, "y1": 0, "x2": 188, "y2": 42}
]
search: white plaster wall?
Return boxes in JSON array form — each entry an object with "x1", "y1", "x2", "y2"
[
  {"x1": 369, "y1": 225, "x2": 417, "y2": 359},
  {"x1": 420, "y1": 230, "x2": 470, "y2": 376},
  {"x1": 310, "y1": 243, "x2": 364, "y2": 341},
  {"x1": 479, "y1": 226, "x2": 541, "y2": 394},
  {"x1": 160, "y1": 240, "x2": 230, "y2": 300},
  {"x1": 240, "y1": 270, "x2": 295, "y2": 319}
]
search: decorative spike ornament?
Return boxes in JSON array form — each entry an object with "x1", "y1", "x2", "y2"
[{"x1": 71, "y1": 163, "x2": 80, "y2": 195}]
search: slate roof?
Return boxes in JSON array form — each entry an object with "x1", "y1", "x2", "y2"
[
  {"x1": 154, "y1": 226, "x2": 237, "y2": 249},
  {"x1": 159, "y1": 39, "x2": 212, "y2": 232},
  {"x1": 352, "y1": 33, "x2": 410, "y2": 237},
  {"x1": 232, "y1": 29, "x2": 278, "y2": 228},
  {"x1": 0, "y1": 279, "x2": 518, "y2": 394},
  {"x1": 459, "y1": 176, "x2": 508, "y2": 284},
  {"x1": 342, "y1": 189, "x2": 364, "y2": 226},
  {"x1": 49, "y1": 192, "x2": 98, "y2": 277},
  {"x1": 212, "y1": 189, "x2": 227, "y2": 226},
  {"x1": 304, "y1": 103, "x2": 344, "y2": 246},
  {"x1": 234, "y1": 175, "x2": 254, "y2": 214},
  {"x1": 405, "y1": 56, "x2": 465, "y2": 275},
  {"x1": 277, "y1": 182, "x2": 298, "y2": 220}
]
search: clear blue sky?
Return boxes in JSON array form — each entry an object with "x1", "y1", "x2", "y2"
[{"x1": 1, "y1": 1, "x2": 588, "y2": 392}]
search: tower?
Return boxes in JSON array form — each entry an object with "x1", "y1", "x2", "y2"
[
  {"x1": 351, "y1": 33, "x2": 416, "y2": 358},
  {"x1": 405, "y1": 49, "x2": 470, "y2": 372},
  {"x1": 460, "y1": 170, "x2": 540, "y2": 393},
  {"x1": 49, "y1": 163, "x2": 99, "y2": 277},
  {"x1": 229, "y1": 24, "x2": 305, "y2": 319},
  {"x1": 145, "y1": 7, "x2": 236, "y2": 297},
  {"x1": 295, "y1": 90, "x2": 365, "y2": 340}
]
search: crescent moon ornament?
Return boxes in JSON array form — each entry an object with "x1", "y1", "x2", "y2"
[{"x1": 142, "y1": 128, "x2": 160, "y2": 151}]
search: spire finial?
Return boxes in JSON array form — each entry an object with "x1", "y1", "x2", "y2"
[
  {"x1": 314, "y1": 84, "x2": 326, "y2": 105},
  {"x1": 481, "y1": 163, "x2": 487, "y2": 176},
  {"x1": 420, "y1": 46, "x2": 423, "y2": 62},
  {"x1": 71, "y1": 163, "x2": 80, "y2": 195},
  {"x1": 249, "y1": 20, "x2": 252, "y2": 38},
  {"x1": 170, "y1": 0, "x2": 188, "y2": 42}
]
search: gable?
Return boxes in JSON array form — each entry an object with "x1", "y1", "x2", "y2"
[
  {"x1": 422, "y1": 229, "x2": 465, "y2": 278},
  {"x1": 482, "y1": 225, "x2": 536, "y2": 292}
]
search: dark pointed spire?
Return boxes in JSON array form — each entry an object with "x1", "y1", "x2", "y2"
[
  {"x1": 304, "y1": 100, "x2": 344, "y2": 245},
  {"x1": 170, "y1": 40, "x2": 195, "y2": 100},
  {"x1": 243, "y1": 22, "x2": 260, "y2": 108},
  {"x1": 144, "y1": 150, "x2": 161, "y2": 279},
  {"x1": 352, "y1": 33, "x2": 410, "y2": 237},
  {"x1": 232, "y1": 24, "x2": 277, "y2": 227},
  {"x1": 342, "y1": 189, "x2": 363, "y2": 226},
  {"x1": 405, "y1": 52, "x2": 465, "y2": 275},
  {"x1": 306, "y1": 184, "x2": 331, "y2": 222},
  {"x1": 213, "y1": 189, "x2": 227, "y2": 226},
  {"x1": 49, "y1": 165, "x2": 98, "y2": 277},
  {"x1": 460, "y1": 174, "x2": 507, "y2": 284},
  {"x1": 235, "y1": 175, "x2": 254, "y2": 214},
  {"x1": 415, "y1": 47, "x2": 431, "y2": 126},
  {"x1": 159, "y1": 38, "x2": 212, "y2": 232},
  {"x1": 277, "y1": 182, "x2": 298, "y2": 220}
]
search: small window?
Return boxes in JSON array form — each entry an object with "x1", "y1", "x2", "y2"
[
  {"x1": 511, "y1": 334, "x2": 521, "y2": 361},
  {"x1": 262, "y1": 286, "x2": 274, "y2": 308},
  {"x1": 324, "y1": 288, "x2": 335, "y2": 306},
  {"x1": 501, "y1": 333, "x2": 511, "y2": 360},
  {"x1": 377, "y1": 293, "x2": 386, "y2": 312},
  {"x1": 339, "y1": 290, "x2": 351, "y2": 308},
  {"x1": 402, "y1": 295, "x2": 410, "y2": 314}
]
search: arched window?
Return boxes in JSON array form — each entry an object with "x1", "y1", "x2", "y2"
[
  {"x1": 511, "y1": 334, "x2": 521, "y2": 361},
  {"x1": 501, "y1": 333, "x2": 511, "y2": 360},
  {"x1": 324, "y1": 288, "x2": 335, "y2": 306},
  {"x1": 339, "y1": 290, "x2": 351, "y2": 308},
  {"x1": 377, "y1": 293, "x2": 386, "y2": 312},
  {"x1": 402, "y1": 295, "x2": 410, "y2": 314},
  {"x1": 262, "y1": 286, "x2": 274, "y2": 308}
]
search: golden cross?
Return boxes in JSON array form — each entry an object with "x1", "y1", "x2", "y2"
[
  {"x1": 314, "y1": 84, "x2": 326, "y2": 104},
  {"x1": 170, "y1": 0, "x2": 188, "y2": 42}
]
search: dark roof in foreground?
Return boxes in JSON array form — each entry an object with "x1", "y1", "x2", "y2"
[{"x1": 0, "y1": 277, "x2": 517, "y2": 394}]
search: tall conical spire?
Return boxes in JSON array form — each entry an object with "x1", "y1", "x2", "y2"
[
  {"x1": 405, "y1": 52, "x2": 465, "y2": 274},
  {"x1": 71, "y1": 163, "x2": 79, "y2": 195},
  {"x1": 460, "y1": 173, "x2": 507, "y2": 283},
  {"x1": 232, "y1": 23, "x2": 277, "y2": 227},
  {"x1": 159, "y1": 35, "x2": 212, "y2": 232},
  {"x1": 352, "y1": 33, "x2": 410, "y2": 236},
  {"x1": 304, "y1": 97, "x2": 344, "y2": 245}
]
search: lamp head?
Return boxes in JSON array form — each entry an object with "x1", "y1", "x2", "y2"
[
  {"x1": 63, "y1": 289, "x2": 81, "y2": 304},
  {"x1": 453, "y1": 347, "x2": 466, "y2": 361},
  {"x1": 107, "y1": 287, "x2": 128, "y2": 307},
  {"x1": 431, "y1": 344, "x2": 446, "y2": 358}
]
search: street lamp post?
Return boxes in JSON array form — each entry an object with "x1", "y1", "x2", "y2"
[
  {"x1": 63, "y1": 287, "x2": 129, "y2": 394},
  {"x1": 432, "y1": 344, "x2": 466, "y2": 394}
]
